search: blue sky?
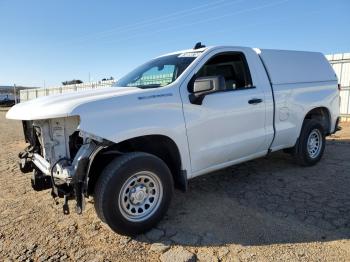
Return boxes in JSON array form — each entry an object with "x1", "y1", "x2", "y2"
[{"x1": 1, "y1": 0, "x2": 349, "y2": 87}]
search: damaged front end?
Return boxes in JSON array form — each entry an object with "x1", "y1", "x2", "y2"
[{"x1": 19, "y1": 116, "x2": 106, "y2": 214}]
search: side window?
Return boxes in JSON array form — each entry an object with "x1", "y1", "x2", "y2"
[
  {"x1": 127, "y1": 65, "x2": 175, "y2": 87},
  {"x1": 197, "y1": 52, "x2": 253, "y2": 90}
]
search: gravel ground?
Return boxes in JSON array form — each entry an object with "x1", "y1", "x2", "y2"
[{"x1": 0, "y1": 108, "x2": 349, "y2": 261}]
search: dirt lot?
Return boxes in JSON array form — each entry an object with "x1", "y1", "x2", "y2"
[{"x1": 0, "y1": 109, "x2": 349, "y2": 262}]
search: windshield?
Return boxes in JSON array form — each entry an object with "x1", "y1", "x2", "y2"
[{"x1": 114, "y1": 52, "x2": 202, "y2": 88}]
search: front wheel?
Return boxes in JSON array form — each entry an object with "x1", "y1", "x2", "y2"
[
  {"x1": 293, "y1": 119, "x2": 326, "y2": 166},
  {"x1": 94, "y1": 152, "x2": 174, "y2": 235}
]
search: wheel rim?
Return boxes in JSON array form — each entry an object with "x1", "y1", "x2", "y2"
[
  {"x1": 118, "y1": 171, "x2": 163, "y2": 222},
  {"x1": 307, "y1": 129, "x2": 322, "y2": 159}
]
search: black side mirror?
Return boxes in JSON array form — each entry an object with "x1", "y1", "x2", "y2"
[{"x1": 188, "y1": 76, "x2": 225, "y2": 105}]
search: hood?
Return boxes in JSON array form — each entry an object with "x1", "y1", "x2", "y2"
[{"x1": 6, "y1": 86, "x2": 141, "y2": 120}]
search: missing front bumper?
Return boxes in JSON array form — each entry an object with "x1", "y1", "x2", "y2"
[{"x1": 18, "y1": 142, "x2": 100, "y2": 215}]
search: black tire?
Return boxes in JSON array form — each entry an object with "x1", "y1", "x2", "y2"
[
  {"x1": 94, "y1": 152, "x2": 174, "y2": 235},
  {"x1": 293, "y1": 119, "x2": 326, "y2": 166}
]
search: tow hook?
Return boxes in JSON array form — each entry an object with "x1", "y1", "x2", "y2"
[
  {"x1": 50, "y1": 185, "x2": 72, "y2": 215},
  {"x1": 59, "y1": 182, "x2": 84, "y2": 215},
  {"x1": 50, "y1": 184, "x2": 72, "y2": 215}
]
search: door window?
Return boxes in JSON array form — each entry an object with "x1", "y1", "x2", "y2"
[{"x1": 197, "y1": 53, "x2": 253, "y2": 90}]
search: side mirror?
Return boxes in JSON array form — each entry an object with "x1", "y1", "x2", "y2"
[{"x1": 188, "y1": 76, "x2": 225, "y2": 105}]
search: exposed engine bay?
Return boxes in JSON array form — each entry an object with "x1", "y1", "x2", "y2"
[{"x1": 19, "y1": 116, "x2": 105, "y2": 214}]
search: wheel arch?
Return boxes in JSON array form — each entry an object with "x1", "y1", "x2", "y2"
[
  {"x1": 303, "y1": 106, "x2": 331, "y2": 135},
  {"x1": 86, "y1": 134, "x2": 187, "y2": 195}
]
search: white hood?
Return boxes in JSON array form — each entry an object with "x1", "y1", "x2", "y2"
[{"x1": 6, "y1": 86, "x2": 141, "y2": 120}]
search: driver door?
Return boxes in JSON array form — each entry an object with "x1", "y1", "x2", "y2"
[{"x1": 181, "y1": 50, "x2": 267, "y2": 174}]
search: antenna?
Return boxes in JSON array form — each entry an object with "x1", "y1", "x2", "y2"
[{"x1": 193, "y1": 42, "x2": 205, "y2": 50}]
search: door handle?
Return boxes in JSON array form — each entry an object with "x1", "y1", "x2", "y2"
[{"x1": 248, "y1": 98, "x2": 263, "y2": 105}]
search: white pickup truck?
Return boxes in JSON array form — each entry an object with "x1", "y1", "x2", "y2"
[{"x1": 7, "y1": 43, "x2": 340, "y2": 235}]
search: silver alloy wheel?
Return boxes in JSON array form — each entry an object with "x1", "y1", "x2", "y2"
[
  {"x1": 307, "y1": 129, "x2": 322, "y2": 159},
  {"x1": 118, "y1": 171, "x2": 163, "y2": 222}
]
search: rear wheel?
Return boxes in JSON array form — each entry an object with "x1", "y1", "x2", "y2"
[
  {"x1": 293, "y1": 119, "x2": 326, "y2": 166},
  {"x1": 94, "y1": 152, "x2": 174, "y2": 235}
]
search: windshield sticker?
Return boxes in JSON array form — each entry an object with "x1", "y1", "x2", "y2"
[{"x1": 178, "y1": 52, "x2": 201, "y2": 58}]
